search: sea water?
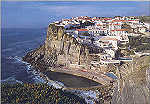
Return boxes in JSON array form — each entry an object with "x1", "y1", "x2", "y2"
[{"x1": 1, "y1": 28, "x2": 100, "y2": 88}]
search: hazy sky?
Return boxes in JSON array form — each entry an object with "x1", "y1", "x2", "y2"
[{"x1": 2, "y1": 1, "x2": 150, "y2": 28}]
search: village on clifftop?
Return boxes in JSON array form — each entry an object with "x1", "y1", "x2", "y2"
[{"x1": 51, "y1": 16, "x2": 150, "y2": 65}]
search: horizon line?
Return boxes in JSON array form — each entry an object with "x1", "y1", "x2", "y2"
[{"x1": 2, "y1": 0, "x2": 150, "y2": 1}]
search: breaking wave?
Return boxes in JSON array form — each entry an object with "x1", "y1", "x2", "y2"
[{"x1": 3, "y1": 56, "x2": 66, "y2": 89}]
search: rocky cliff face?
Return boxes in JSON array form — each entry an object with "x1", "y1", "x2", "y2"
[
  {"x1": 23, "y1": 23, "x2": 93, "y2": 71},
  {"x1": 23, "y1": 23, "x2": 150, "y2": 104},
  {"x1": 112, "y1": 56, "x2": 150, "y2": 104}
]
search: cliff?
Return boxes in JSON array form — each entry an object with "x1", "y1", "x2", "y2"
[
  {"x1": 23, "y1": 23, "x2": 150, "y2": 104},
  {"x1": 22, "y1": 23, "x2": 113, "y2": 103},
  {"x1": 23, "y1": 23, "x2": 97, "y2": 71},
  {"x1": 112, "y1": 56, "x2": 150, "y2": 104}
]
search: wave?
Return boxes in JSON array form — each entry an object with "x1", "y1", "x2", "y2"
[
  {"x1": 13, "y1": 56, "x2": 30, "y2": 64},
  {"x1": 1, "y1": 77, "x2": 23, "y2": 84},
  {"x1": 70, "y1": 90, "x2": 99, "y2": 104},
  {"x1": 3, "y1": 56, "x2": 98, "y2": 103},
  {"x1": 12, "y1": 56, "x2": 66, "y2": 89}
]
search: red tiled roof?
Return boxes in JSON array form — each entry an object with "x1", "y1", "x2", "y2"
[
  {"x1": 103, "y1": 18, "x2": 112, "y2": 20},
  {"x1": 63, "y1": 19, "x2": 70, "y2": 21},
  {"x1": 112, "y1": 20, "x2": 127, "y2": 22},
  {"x1": 96, "y1": 24, "x2": 102, "y2": 26},
  {"x1": 93, "y1": 18, "x2": 112, "y2": 21},
  {"x1": 100, "y1": 37, "x2": 118, "y2": 41},
  {"x1": 76, "y1": 29, "x2": 88, "y2": 31},
  {"x1": 101, "y1": 29, "x2": 106, "y2": 30}
]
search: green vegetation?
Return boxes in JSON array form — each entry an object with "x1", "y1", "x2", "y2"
[
  {"x1": 126, "y1": 36, "x2": 150, "y2": 52},
  {"x1": 1, "y1": 83, "x2": 86, "y2": 104}
]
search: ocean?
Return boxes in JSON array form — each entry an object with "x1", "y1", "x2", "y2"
[
  {"x1": 1, "y1": 28, "x2": 100, "y2": 88},
  {"x1": 1, "y1": 28, "x2": 101, "y2": 104},
  {"x1": 1, "y1": 28, "x2": 47, "y2": 83},
  {"x1": 2, "y1": 1, "x2": 150, "y2": 103}
]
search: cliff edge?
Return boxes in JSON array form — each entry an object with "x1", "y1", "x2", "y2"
[{"x1": 23, "y1": 23, "x2": 101, "y2": 72}]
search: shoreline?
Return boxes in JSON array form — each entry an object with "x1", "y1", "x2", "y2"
[
  {"x1": 44, "y1": 70, "x2": 101, "y2": 88},
  {"x1": 20, "y1": 57, "x2": 102, "y2": 88},
  {"x1": 45, "y1": 66, "x2": 114, "y2": 85}
]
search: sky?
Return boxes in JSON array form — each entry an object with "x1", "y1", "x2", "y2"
[{"x1": 1, "y1": 1, "x2": 150, "y2": 28}]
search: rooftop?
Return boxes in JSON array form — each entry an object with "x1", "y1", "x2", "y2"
[{"x1": 76, "y1": 29, "x2": 88, "y2": 31}]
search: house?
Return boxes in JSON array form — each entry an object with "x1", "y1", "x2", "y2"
[
  {"x1": 104, "y1": 49, "x2": 116, "y2": 58},
  {"x1": 100, "y1": 59, "x2": 120, "y2": 64},
  {"x1": 62, "y1": 19, "x2": 70, "y2": 25},
  {"x1": 112, "y1": 20, "x2": 127, "y2": 25},
  {"x1": 114, "y1": 16, "x2": 122, "y2": 20},
  {"x1": 144, "y1": 23, "x2": 150, "y2": 30},
  {"x1": 64, "y1": 23, "x2": 74, "y2": 29},
  {"x1": 88, "y1": 28, "x2": 106, "y2": 36},
  {"x1": 94, "y1": 36, "x2": 119, "y2": 50},
  {"x1": 100, "y1": 54, "x2": 112, "y2": 60},
  {"x1": 110, "y1": 29, "x2": 129, "y2": 36},
  {"x1": 120, "y1": 35, "x2": 129, "y2": 44},
  {"x1": 138, "y1": 27, "x2": 147, "y2": 33},
  {"x1": 127, "y1": 19, "x2": 140, "y2": 24},
  {"x1": 74, "y1": 29, "x2": 89, "y2": 37},
  {"x1": 108, "y1": 23, "x2": 122, "y2": 31}
]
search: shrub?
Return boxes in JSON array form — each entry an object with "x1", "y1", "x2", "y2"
[{"x1": 1, "y1": 83, "x2": 86, "y2": 104}]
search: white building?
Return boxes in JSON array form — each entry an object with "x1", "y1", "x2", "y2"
[
  {"x1": 112, "y1": 20, "x2": 127, "y2": 25},
  {"x1": 127, "y1": 19, "x2": 140, "y2": 24},
  {"x1": 110, "y1": 29, "x2": 129, "y2": 36},
  {"x1": 104, "y1": 49, "x2": 116, "y2": 58},
  {"x1": 62, "y1": 19, "x2": 70, "y2": 25},
  {"x1": 138, "y1": 27, "x2": 147, "y2": 33},
  {"x1": 74, "y1": 29, "x2": 89, "y2": 36},
  {"x1": 108, "y1": 23, "x2": 122, "y2": 31},
  {"x1": 120, "y1": 35, "x2": 129, "y2": 44},
  {"x1": 94, "y1": 36, "x2": 119, "y2": 50},
  {"x1": 144, "y1": 23, "x2": 150, "y2": 30}
]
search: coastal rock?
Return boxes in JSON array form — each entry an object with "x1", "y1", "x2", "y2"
[
  {"x1": 112, "y1": 56, "x2": 150, "y2": 104},
  {"x1": 22, "y1": 22, "x2": 150, "y2": 104},
  {"x1": 23, "y1": 23, "x2": 92, "y2": 71}
]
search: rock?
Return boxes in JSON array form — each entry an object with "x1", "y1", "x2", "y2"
[{"x1": 23, "y1": 23, "x2": 92, "y2": 72}]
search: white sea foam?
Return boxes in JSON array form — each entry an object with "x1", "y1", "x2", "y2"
[
  {"x1": 70, "y1": 90, "x2": 100, "y2": 104},
  {"x1": 1, "y1": 77, "x2": 23, "y2": 84},
  {"x1": 6, "y1": 56, "x2": 66, "y2": 89},
  {"x1": 33, "y1": 76, "x2": 46, "y2": 84},
  {"x1": 55, "y1": 81, "x2": 65, "y2": 87},
  {"x1": 4, "y1": 56, "x2": 98, "y2": 103},
  {"x1": 14, "y1": 56, "x2": 29, "y2": 64}
]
